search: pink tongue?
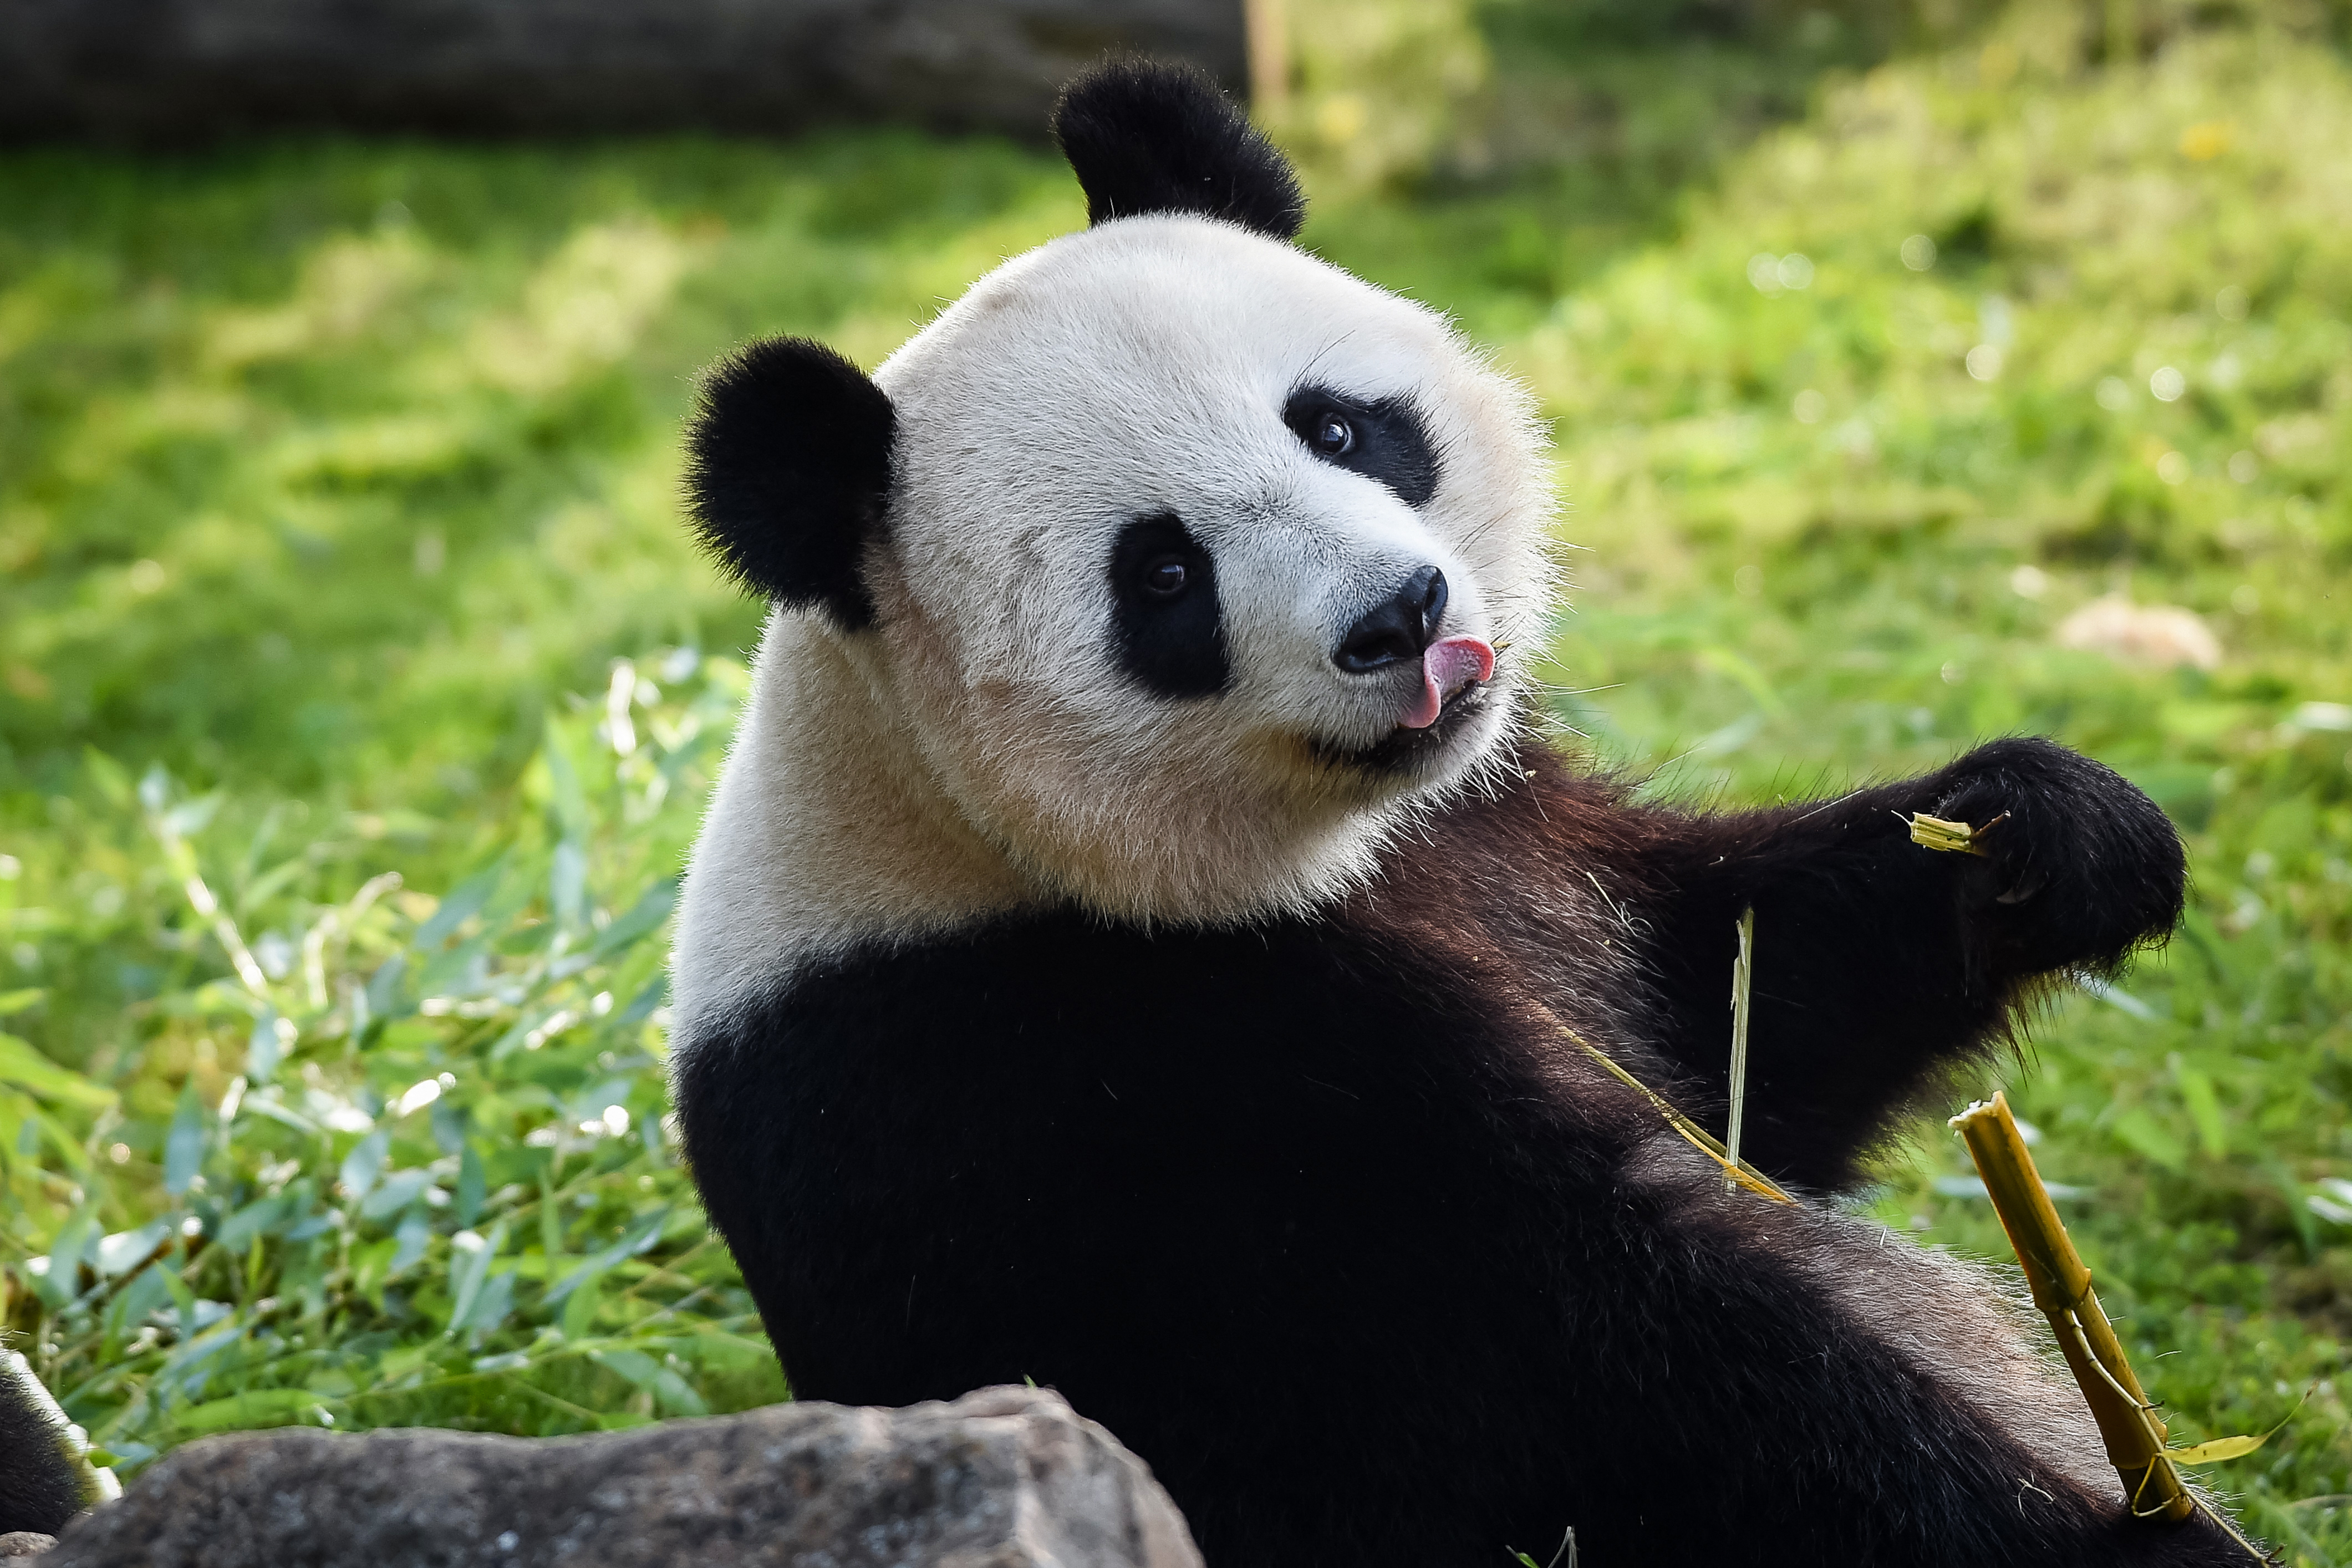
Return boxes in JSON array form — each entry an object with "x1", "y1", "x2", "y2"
[{"x1": 1399, "y1": 635, "x2": 1497, "y2": 730}]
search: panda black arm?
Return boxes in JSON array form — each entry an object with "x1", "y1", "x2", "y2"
[
  {"x1": 0, "y1": 1354, "x2": 84, "y2": 1538},
  {"x1": 1617, "y1": 736, "x2": 2186, "y2": 1190}
]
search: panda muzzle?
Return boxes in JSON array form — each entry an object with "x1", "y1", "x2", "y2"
[{"x1": 1399, "y1": 637, "x2": 1496, "y2": 730}]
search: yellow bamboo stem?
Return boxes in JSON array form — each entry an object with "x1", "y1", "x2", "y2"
[
  {"x1": 1950, "y1": 1092, "x2": 2194, "y2": 1521},
  {"x1": 1562, "y1": 1029, "x2": 1791, "y2": 1204}
]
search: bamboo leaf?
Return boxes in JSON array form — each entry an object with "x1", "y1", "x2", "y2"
[
  {"x1": 589, "y1": 875, "x2": 679, "y2": 960},
  {"x1": 103, "y1": 1262, "x2": 176, "y2": 1349},
  {"x1": 546, "y1": 1209, "x2": 670, "y2": 1306},
  {"x1": 416, "y1": 862, "x2": 503, "y2": 950},
  {"x1": 2111, "y1": 1106, "x2": 2188, "y2": 1172},
  {"x1": 245, "y1": 1011, "x2": 285, "y2": 1085},
  {"x1": 95, "y1": 1220, "x2": 172, "y2": 1277},
  {"x1": 359, "y1": 1168, "x2": 431, "y2": 1223},
  {"x1": 364, "y1": 954, "x2": 412, "y2": 1025},
  {"x1": 549, "y1": 839, "x2": 589, "y2": 934},
  {"x1": 2172, "y1": 1058, "x2": 2228, "y2": 1160},
  {"x1": 338, "y1": 1128, "x2": 390, "y2": 1201},
  {"x1": 542, "y1": 720, "x2": 591, "y2": 843},
  {"x1": 174, "y1": 1389, "x2": 322, "y2": 1435},
  {"x1": 389, "y1": 1205, "x2": 433, "y2": 1275},
  {"x1": 445, "y1": 1220, "x2": 506, "y2": 1333},
  {"x1": 2167, "y1": 1433, "x2": 2268, "y2": 1464},
  {"x1": 28, "y1": 1106, "x2": 94, "y2": 1174},
  {"x1": 163, "y1": 1080, "x2": 206, "y2": 1195},
  {"x1": 455, "y1": 1142, "x2": 486, "y2": 1228},
  {"x1": 1695, "y1": 645, "x2": 1786, "y2": 716},
  {"x1": 459, "y1": 1267, "x2": 517, "y2": 1340},
  {"x1": 0, "y1": 1033, "x2": 115, "y2": 1108},
  {"x1": 613, "y1": 975, "x2": 666, "y2": 1029},
  {"x1": 215, "y1": 1193, "x2": 294, "y2": 1253},
  {"x1": 592, "y1": 1347, "x2": 707, "y2": 1417},
  {"x1": 2169, "y1": 1385, "x2": 2308, "y2": 1465}
]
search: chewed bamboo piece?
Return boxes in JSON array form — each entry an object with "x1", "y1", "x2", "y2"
[
  {"x1": 1951, "y1": 1093, "x2": 2193, "y2": 1519},
  {"x1": 1908, "y1": 810, "x2": 2009, "y2": 856},
  {"x1": 1952, "y1": 1095, "x2": 2278, "y2": 1563}
]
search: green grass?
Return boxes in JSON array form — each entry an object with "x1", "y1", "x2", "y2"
[{"x1": 4, "y1": 0, "x2": 2352, "y2": 1556}]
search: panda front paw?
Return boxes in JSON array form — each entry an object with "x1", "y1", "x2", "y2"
[{"x1": 1924, "y1": 737, "x2": 2187, "y2": 977}]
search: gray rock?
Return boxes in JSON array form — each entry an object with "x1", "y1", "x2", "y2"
[
  {"x1": 0, "y1": 1533, "x2": 56, "y2": 1557},
  {"x1": 42, "y1": 1386, "x2": 1202, "y2": 1568},
  {"x1": 0, "y1": 0, "x2": 1249, "y2": 143}
]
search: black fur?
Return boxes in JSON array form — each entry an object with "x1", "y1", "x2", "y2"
[
  {"x1": 1335, "y1": 565, "x2": 1449, "y2": 671},
  {"x1": 1052, "y1": 59, "x2": 1306, "y2": 241},
  {"x1": 1, "y1": 1358, "x2": 81, "y2": 1536},
  {"x1": 1108, "y1": 513, "x2": 1228, "y2": 698},
  {"x1": 1624, "y1": 737, "x2": 2191, "y2": 1189},
  {"x1": 674, "y1": 734, "x2": 2228, "y2": 1566},
  {"x1": 682, "y1": 337, "x2": 895, "y2": 630},
  {"x1": 1284, "y1": 385, "x2": 1441, "y2": 509}
]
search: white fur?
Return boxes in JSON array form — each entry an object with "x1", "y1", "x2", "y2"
[{"x1": 674, "y1": 213, "x2": 1552, "y2": 1036}]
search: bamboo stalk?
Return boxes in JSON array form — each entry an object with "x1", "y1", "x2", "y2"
[
  {"x1": 1724, "y1": 907, "x2": 1755, "y2": 1195},
  {"x1": 1950, "y1": 1092, "x2": 2194, "y2": 1521},
  {"x1": 1908, "y1": 810, "x2": 2008, "y2": 856},
  {"x1": 1562, "y1": 1029, "x2": 1791, "y2": 1204}
]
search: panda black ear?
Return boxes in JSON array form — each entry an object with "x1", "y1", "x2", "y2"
[
  {"x1": 1051, "y1": 58, "x2": 1305, "y2": 242},
  {"x1": 683, "y1": 337, "x2": 894, "y2": 630}
]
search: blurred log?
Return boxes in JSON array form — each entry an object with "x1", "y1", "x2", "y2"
[{"x1": 0, "y1": 0, "x2": 1249, "y2": 144}]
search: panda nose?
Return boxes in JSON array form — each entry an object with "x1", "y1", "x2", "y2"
[{"x1": 1333, "y1": 566, "x2": 1449, "y2": 673}]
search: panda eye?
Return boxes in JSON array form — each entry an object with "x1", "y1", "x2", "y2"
[
  {"x1": 1141, "y1": 556, "x2": 1190, "y2": 597},
  {"x1": 1311, "y1": 411, "x2": 1356, "y2": 456}
]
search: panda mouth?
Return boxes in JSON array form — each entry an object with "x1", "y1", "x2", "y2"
[{"x1": 1314, "y1": 679, "x2": 1492, "y2": 775}]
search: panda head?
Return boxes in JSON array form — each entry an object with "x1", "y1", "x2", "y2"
[{"x1": 684, "y1": 60, "x2": 1554, "y2": 926}]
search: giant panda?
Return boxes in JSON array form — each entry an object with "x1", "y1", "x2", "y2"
[{"x1": 668, "y1": 60, "x2": 2254, "y2": 1567}]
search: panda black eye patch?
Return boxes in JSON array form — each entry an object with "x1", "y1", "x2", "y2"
[
  {"x1": 1283, "y1": 386, "x2": 1439, "y2": 509},
  {"x1": 1108, "y1": 513, "x2": 1228, "y2": 700}
]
